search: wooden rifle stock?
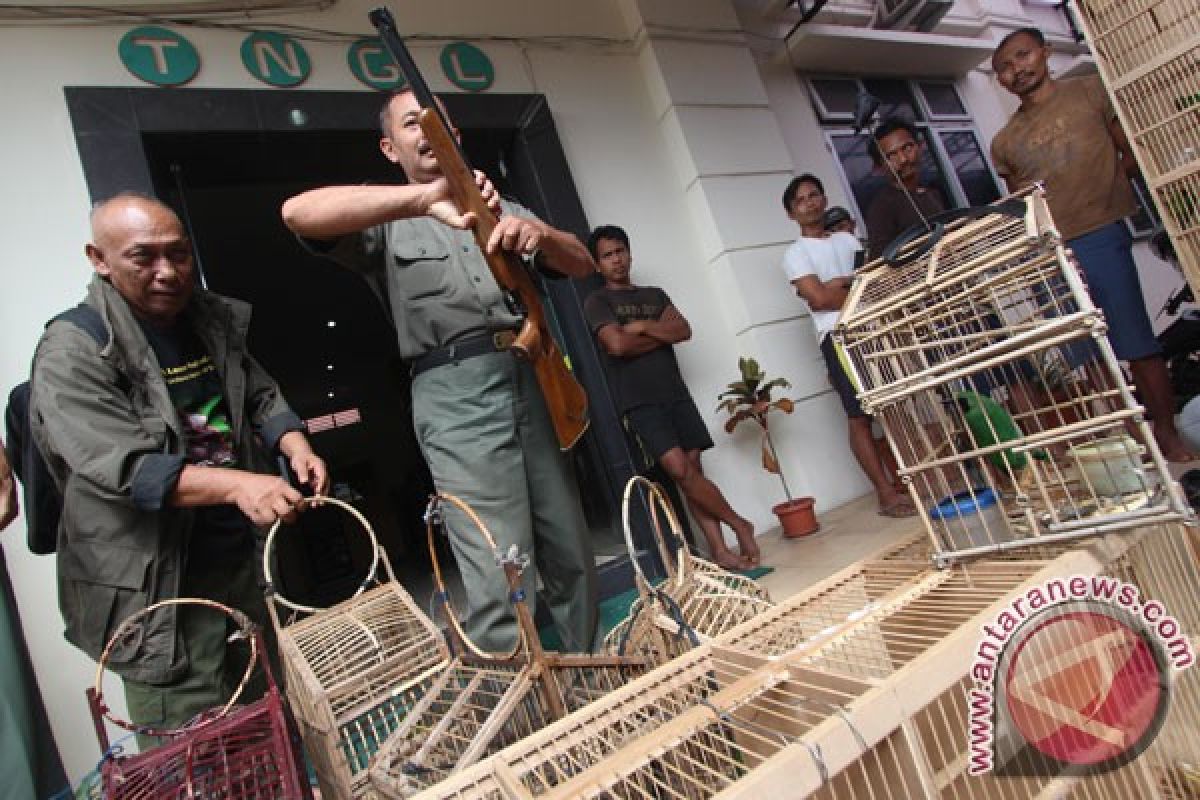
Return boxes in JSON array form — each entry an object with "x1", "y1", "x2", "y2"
[
  {"x1": 422, "y1": 114, "x2": 590, "y2": 449},
  {"x1": 369, "y1": 7, "x2": 589, "y2": 450}
]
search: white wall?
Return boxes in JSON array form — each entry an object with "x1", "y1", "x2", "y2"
[
  {"x1": 2, "y1": 24, "x2": 150, "y2": 787},
  {"x1": 627, "y1": 0, "x2": 875, "y2": 520}
]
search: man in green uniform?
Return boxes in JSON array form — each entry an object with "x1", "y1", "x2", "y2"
[{"x1": 282, "y1": 90, "x2": 598, "y2": 652}]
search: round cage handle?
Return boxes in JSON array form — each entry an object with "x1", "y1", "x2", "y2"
[
  {"x1": 881, "y1": 198, "x2": 1028, "y2": 269},
  {"x1": 425, "y1": 492, "x2": 528, "y2": 661},
  {"x1": 621, "y1": 476, "x2": 689, "y2": 593},
  {"x1": 92, "y1": 597, "x2": 258, "y2": 739},
  {"x1": 263, "y1": 495, "x2": 389, "y2": 615}
]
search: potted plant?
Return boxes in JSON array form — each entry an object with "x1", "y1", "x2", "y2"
[{"x1": 717, "y1": 357, "x2": 819, "y2": 537}]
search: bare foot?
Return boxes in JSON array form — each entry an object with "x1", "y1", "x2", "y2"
[
  {"x1": 732, "y1": 517, "x2": 760, "y2": 567},
  {"x1": 1154, "y1": 423, "x2": 1197, "y2": 463},
  {"x1": 712, "y1": 549, "x2": 752, "y2": 571},
  {"x1": 878, "y1": 492, "x2": 917, "y2": 518}
]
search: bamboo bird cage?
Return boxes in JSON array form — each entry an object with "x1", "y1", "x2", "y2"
[
  {"x1": 400, "y1": 524, "x2": 1200, "y2": 799},
  {"x1": 368, "y1": 493, "x2": 646, "y2": 798},
  {"x1": 1073, "y1": 0, "x2": 1200, "y2": 290},
  {"x1": 603, "y1": 477, "x2": 773, "y2": 666},
  {"x1": 834, "y1": 189, "x2": 1192, "y2": 565},
  {"x1": 263, "y1": 496, "x2": 452, "y2": 799}
]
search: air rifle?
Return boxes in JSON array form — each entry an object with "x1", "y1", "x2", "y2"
[{"x1": 369, "y1": 6, "x2": 590, "y2": 450}]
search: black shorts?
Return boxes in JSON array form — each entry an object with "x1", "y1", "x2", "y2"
[
  {"x1": 820, "y1": 334, "x2": 866, "y2": 418},
  {"x1": 626, "y1": 396, "x2": 714, "y2": 461}
]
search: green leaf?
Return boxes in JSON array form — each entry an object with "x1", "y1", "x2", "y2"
[
  {"x1": 718, "y1": 358, "x2": 794, "y2": 440},
  {"x1": 719, "y1": 381, "x2": 753, "y2": 398}
]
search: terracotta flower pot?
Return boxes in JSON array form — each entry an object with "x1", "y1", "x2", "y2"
[{"x1": 773, "y1": 496, "x2": 818, "y2": 538}]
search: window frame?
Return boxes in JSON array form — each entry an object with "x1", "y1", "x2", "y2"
[
  {"x1": 821, "y1": 124, "x2": 1000, "y2": 223},
  {"x1": 823, "y1": 127, "x2": 873, "y2": 226},
  {"x1": 913, "y1": 79, "x2": 971, "y2": 122},
  {"x1": 806, "y1": 77, "x2": 859, "y2": 125},
  {"x1": 808, "y1": 77, "x2": 999, "y2": 221},
  {"x1": 924, "y1": 124, "x2": 1005, "y2": 208}
]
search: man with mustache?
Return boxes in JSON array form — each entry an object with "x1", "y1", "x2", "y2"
[
  {"x1": 991, "y1": 27, "x2": 1194, "y2": 462},
  {"x1": 282, "y1": 89, "x2": 598, "y2": 653},
  {"x1": 864, "y1": 117, "x2": 948, "y2": 261}
]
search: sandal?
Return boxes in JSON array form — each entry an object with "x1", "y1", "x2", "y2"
[{"x1": 878, "y1": 498, "x2": 918, "y2": 518}]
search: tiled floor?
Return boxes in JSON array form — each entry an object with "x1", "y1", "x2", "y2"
[
  {"x1": 755, "y1": 456, "x2": 1199, "y2": 601},
  {"x1": 753, "y1": 493, "x2": 924, "y2": 600}
]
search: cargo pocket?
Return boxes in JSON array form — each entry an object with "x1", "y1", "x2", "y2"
[
  {"x1": 60, "y1": 540, "x2": 155, "y2": 670},
  {"x1": 123, "y1": 682, "x2": 167, "y2": 731}
]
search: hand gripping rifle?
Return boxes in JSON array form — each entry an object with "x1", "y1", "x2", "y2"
[{"x1": 370, "y1": 7, "x2": 590, "y2": 451}]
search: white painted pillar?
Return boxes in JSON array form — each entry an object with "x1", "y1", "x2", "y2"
[{"x1": 618, "y1": 0, "x2": 874, "y2": 519}]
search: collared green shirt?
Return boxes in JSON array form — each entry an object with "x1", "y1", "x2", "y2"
[{"x1": 326, "y1": 198, "x2": 535, "y2": 359}]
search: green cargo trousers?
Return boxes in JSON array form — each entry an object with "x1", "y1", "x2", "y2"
[
  {"x1": 413, "y1": 350, "x2": 597, "y2": 653},
  {"x1": 122, "y1": 550, "x2": 268, "y2": 750}
]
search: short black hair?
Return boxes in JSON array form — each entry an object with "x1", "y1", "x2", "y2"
[
  {"x1": 781, "y1": 173, "x2": 825, "y2": 212},
  {"x1": 588, "y1": 224, "x2": 630, "y2": 259},
  {"x1": 379, "y1": 88, "x2": 416, "y2": 138},
  {"x1": 868, "y1": 116, "x2": 920, "y2": 166},
  {"x1": 995, "y1": 27, "x2": 1046, "y2": 54}
]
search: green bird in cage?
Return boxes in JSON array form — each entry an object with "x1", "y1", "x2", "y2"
[{"x1": 956, "y1": 391, "x2": 1047, "y2": 472}]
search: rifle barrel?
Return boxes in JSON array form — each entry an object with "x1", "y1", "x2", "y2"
[{"x1": 370, "y1": 7, "x2": 467, "y2": 166}]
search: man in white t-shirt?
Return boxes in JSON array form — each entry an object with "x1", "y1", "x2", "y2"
[{"x1": 780, "y1": 174, "x2": 915, "y2": 518}]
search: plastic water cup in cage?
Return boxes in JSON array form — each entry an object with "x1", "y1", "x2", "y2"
[
  {"x1": 1068, "y1": 435, "x2": 1149, "y2": 497},
  {"x1": 929, "y1": 488, "x2": 1007, "y2": 549}
]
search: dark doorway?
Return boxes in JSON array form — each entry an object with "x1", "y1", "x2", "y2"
[
  {"x1": 144, "y1": 128, "x2": 435, "y2": 596},
  {"x1": 65, "y1": 87, "x2": 685, "y2": 612}
]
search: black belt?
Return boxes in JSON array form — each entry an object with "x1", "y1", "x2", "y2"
[{"x1": 410, "y1": 330, "x2": 518, "y2": 377}]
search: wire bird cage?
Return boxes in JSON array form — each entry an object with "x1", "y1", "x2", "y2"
[
  {"x1": 368, "y1": 492, "x2": 646, "y2": 798},
  {"x1": 403, "y1": 523, "x2": 1200, "y2": 800},
  {"x1": 833, "y1": 188, "x2": 1192, "y2": 565},
  {"x1": 263, "y1": 496, "x2": 451, "y2": 799},
  {"x1": 85, "y1": 598, "x2": 311, "y2": 800},
  {"x1": 1073, "y1": 0, "x2": 1200, "y2": 285},
  {"x1": 603, "y1": 477, "x2": 773, "y2": 665}
]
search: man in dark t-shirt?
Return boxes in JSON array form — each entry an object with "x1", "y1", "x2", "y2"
[
  {"x1": 585, "y1": 225, "x2": 758, "y2": 569},
  {"x1": 864, "y1": 117, "x2": 947, "y2": 261}
]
